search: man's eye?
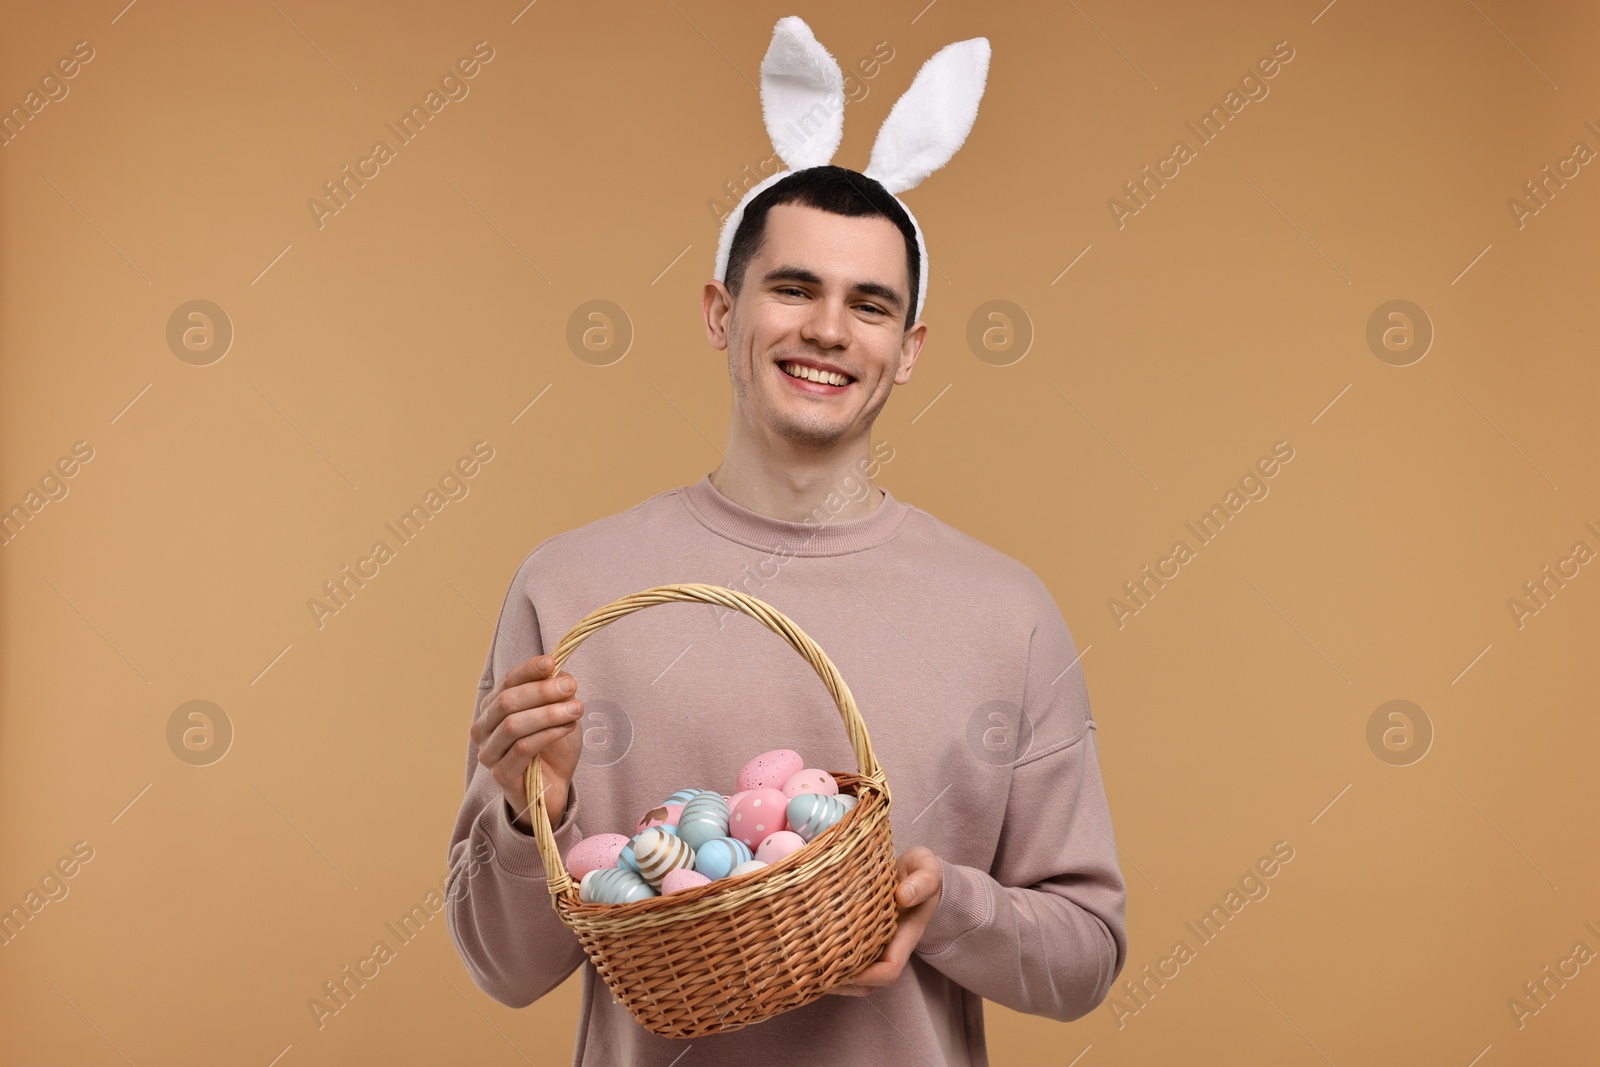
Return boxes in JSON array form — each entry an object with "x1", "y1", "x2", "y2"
[
  {"x1": 858, "y1": 304, "x2": 885, "y2": 315},
  {"x1": 777, "y1": 286, "x2": 806, "y2": 297}
]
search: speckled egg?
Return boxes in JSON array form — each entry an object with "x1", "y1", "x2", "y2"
[
  {"x1": 632, "y1": 827, "x2": 695, "y2": 887},
  {"x1": 786, "y1": 792, "x2": 849, "y2": 842},
  {"x1": 781, "y1": 768, "x2": 839, "y2": 799},
  {"x1": 755, "y1": 830, "x2": 806, "y2": 864},
  {"x1": 730, "y1": 788, "x2": 789, "y2": 849},
  {"x1": 564, "y1": 833, "x2": 631, "y2": 880},
  {"x1": 661, "y1": 868, "x2": 712, "y2": 894},
  {"x1": 635, "y1": 802, "x2": 685, "y2": 834},
  {"x1": 693, "y1": 837, "x2": 753, "y2": 880},
  {"x1": 729, "y1": 859, "x2": 768, "y2": 878},
  {"x1": 580, "y1": 867, "x2": 657, "y2": 904},
  {"x1": 677, "y1": 792, "x2": 731, "y2": 851},
  {"x1": 736, "y1": 749, "x2": 806, "y2": 792}
]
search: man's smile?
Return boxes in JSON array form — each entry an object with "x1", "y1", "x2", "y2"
[{"x1": 776, "y1": 358, "x2": 855, "y2": 394}]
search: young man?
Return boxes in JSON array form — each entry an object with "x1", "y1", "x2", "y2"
[{"x1": 446, "y1": 166, "x2": 1128, "y2": 1065}]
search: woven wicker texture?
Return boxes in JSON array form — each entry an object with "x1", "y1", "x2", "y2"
[{"x1": 524, "y1": 583, "x2": 899, "y2": 1038}]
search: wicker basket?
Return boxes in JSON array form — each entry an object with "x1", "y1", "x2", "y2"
[{"x1": 523, "y1": 582, "x2": 899, "y2": 1039}]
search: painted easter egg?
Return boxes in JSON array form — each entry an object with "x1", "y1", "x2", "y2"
[
  {"x1": 665, "y1": 788, "x2": 706, "y2": 806},
  {"x1": 618, "y1": 842, "x2": 640, "y2": 876},
  {"x1": 781, "y1": 768, "x2": 839, "y2": 799},
  {"x1": 729, "y1": 859, "x2": 768, "y2": 878},
  {"x1": 635, "y1": 802, "x2": 685, "y2": 834},
  {"x1": 785, "y1": 792, "x2": 848, "y2": 842},
  {"x1": 737, "y1": 749, "x2": 806, "y2": 792},
  {"x1": 755, "y1": 830, "x2": 806, "y2": 864},
  {"x1": 632, "y1": 827, "x2": 695, "y2": 888},
  {"x1": 677, "y1": 792, "x2": 731, "y2": 851},
  {"x1": 564, "y1": 833, "x2": 631, "y2": 881},
  {"x1": 693, "y1": 837, "x2": 753, "y2": 880},
  {"x1": 661, "y1": 868, "x2": 712, "y2": 894},
  {"x1": 836, "y1": 793, "x2": 858, "y2": 812},
  {"x1": 730, "y1": 788, "x2": 789, "y2": 849},
  {"x1": 580, "y1": 866, "x2": 656, "y2": 904}
]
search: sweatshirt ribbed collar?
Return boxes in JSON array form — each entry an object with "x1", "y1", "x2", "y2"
[{"x1": 680, "y1": 472, "x2": 911, "y2": 557}]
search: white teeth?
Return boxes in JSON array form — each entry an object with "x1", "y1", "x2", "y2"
[{"x1": 781, "y1": 362, "x2": 850, "y2": 387}]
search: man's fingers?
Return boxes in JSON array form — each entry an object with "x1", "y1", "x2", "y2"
[
  {"x1": 842, "y1": 951, "x2": 905, "y2": 989},
  {"x1": 480, "y1": 701, "x2": 581, "y2": 769},
  {"x1": 474, "y1": 660, "x2": 573, "y2": 747},
  {"x1": 844, "y1": 919, "x2": 919, "y2": 990},
  {"x1": 476, "y1": 654, "x2": 559, "y2": 722},
  {"x1": 479, "y1": 654, "x2": 547, "y2": 713}
]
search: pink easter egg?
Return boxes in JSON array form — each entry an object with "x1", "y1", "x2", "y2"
[
  {"x1": 781, "y1": 768, "x2": 838, "y2": 799},
  {"x1": 635, "y1": 802, "x2": 684, "y2": 835},
  {"x1": 661, "y1": 868, "x2": 712, "y2": 895},
  {"x1": 730, "y1": 788, "x2": 790, "y2": 849},
  {"x1": 736, "y1": 749, "x2": 806, "y2": 793},
  {"x1": 564, "y1": 833, "x2": 631, "y2": 880},
  {"x1": 755, "y1": 830, "x2": 806, "y2": 864},
  {"x1": 726, "y1": 790, "x2": 749, "y2": 813}
]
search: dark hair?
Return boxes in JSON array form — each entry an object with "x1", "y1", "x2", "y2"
[{"x1": 724, "y1": 165, "x2": 920, "y2": 329}]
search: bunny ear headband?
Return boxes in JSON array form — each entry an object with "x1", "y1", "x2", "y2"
[{"x1": 712, "y1": 16, "x2": 992, "y2": 324}]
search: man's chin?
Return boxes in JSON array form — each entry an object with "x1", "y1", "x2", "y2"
[{"x1": 766, "y1": 412, "x2": 852, "y2": 450}]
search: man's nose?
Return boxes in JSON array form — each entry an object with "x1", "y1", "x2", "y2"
[{"x1": 801, "y1": 298, "x2": 848, "y2": 348}]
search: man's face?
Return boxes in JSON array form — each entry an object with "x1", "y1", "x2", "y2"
[{"x1": 705, "y1": 202, "x2": 926, "y2": 450}]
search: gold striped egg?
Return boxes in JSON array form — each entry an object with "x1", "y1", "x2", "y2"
[{"x1": 632, "y1": 826, "x2": 695, "y2": 887}]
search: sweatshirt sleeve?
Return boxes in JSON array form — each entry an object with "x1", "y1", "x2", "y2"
[
  {"x1": 444, "y1": 550, "x2": 590, "y2": 1008},
  {"x1": 912, "y1": 576, "x2": 1129, "y2": 1022}
]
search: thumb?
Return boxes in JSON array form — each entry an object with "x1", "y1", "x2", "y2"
[{"x1": 897, "y1": 867, "x2": 938, "y2": 906}]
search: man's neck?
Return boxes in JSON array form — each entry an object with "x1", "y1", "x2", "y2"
[{"x1": 707, "y1": 456, "x2": 885, "y2": 524}]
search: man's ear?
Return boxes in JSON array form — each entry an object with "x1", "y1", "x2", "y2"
[
  {"x1": 703, "y1": 280, "x2": 734, "y2": 351},
  {"x1": 894, "y1": 322, "x2": 927, "y2": 385}
]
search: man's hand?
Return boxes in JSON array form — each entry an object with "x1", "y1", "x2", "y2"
[
  {"x1": 470, "y1": 654, "x2": 585, "y2": 833},
  {"x1": 828, "y1": 845, "x2": 943, "y2": 996}
]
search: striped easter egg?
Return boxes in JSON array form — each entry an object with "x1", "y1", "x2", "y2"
[
  {"x1": 693, "y1": 837, "x2": 753, "y2": 880},
  {"x1": 580, "y1": 867, "x2": 657, "y2": 904},
  {"x1": 677, "y1": 792, "x2": 731, "y2": 851},
  {"x1": 632, "y1": 827, "x2": 695, "y2": 888},
  {"x1": 785, "y1": 792, "x2": 847, "y2": 842}
]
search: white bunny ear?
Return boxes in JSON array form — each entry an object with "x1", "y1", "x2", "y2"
[
  {"x1": 864, "y1": 37, "x2": 991, "y2": 194},
  {"x1": 759, "y1": 16, "x2": 847, "y2": 170}
]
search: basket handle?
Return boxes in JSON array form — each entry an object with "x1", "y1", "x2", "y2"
[{"x1": 523, "y1": 582, "x2": 888, "y2": 897}]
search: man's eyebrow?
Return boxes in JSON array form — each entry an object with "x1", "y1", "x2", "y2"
[{"x1": 759, "y1": 265, "x2": 906, "y2": 314}]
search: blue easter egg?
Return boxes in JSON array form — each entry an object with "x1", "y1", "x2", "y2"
[
  {"x1": 581, "y1": 866, "x2": 656, "y2": 904},
  {"x1": 694, "y1": 836, "x2": 753, "y2": 880},
  {"x1": 786, "y1": 792, "x2": 846, "y2": 842},
  {"x1": 678, "y1": 793, "x2": 731, "y2": 851}
]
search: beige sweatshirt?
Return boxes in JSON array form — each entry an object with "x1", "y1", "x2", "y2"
[{"x1": 445, "y1": 472, "x2": 1128, "y2": 1064}]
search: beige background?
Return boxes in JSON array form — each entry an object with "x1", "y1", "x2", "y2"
[{"x1": 2, "y1": 0, "x2": 1596, "y2": 1063}]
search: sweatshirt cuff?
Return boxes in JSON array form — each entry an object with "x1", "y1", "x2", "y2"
[
  {"x1": 915, "y1": 860, "x2": 994, "y2": 958},
  {"x1": 483, "y1": 781, "x2": 583, "y2": 881}
]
